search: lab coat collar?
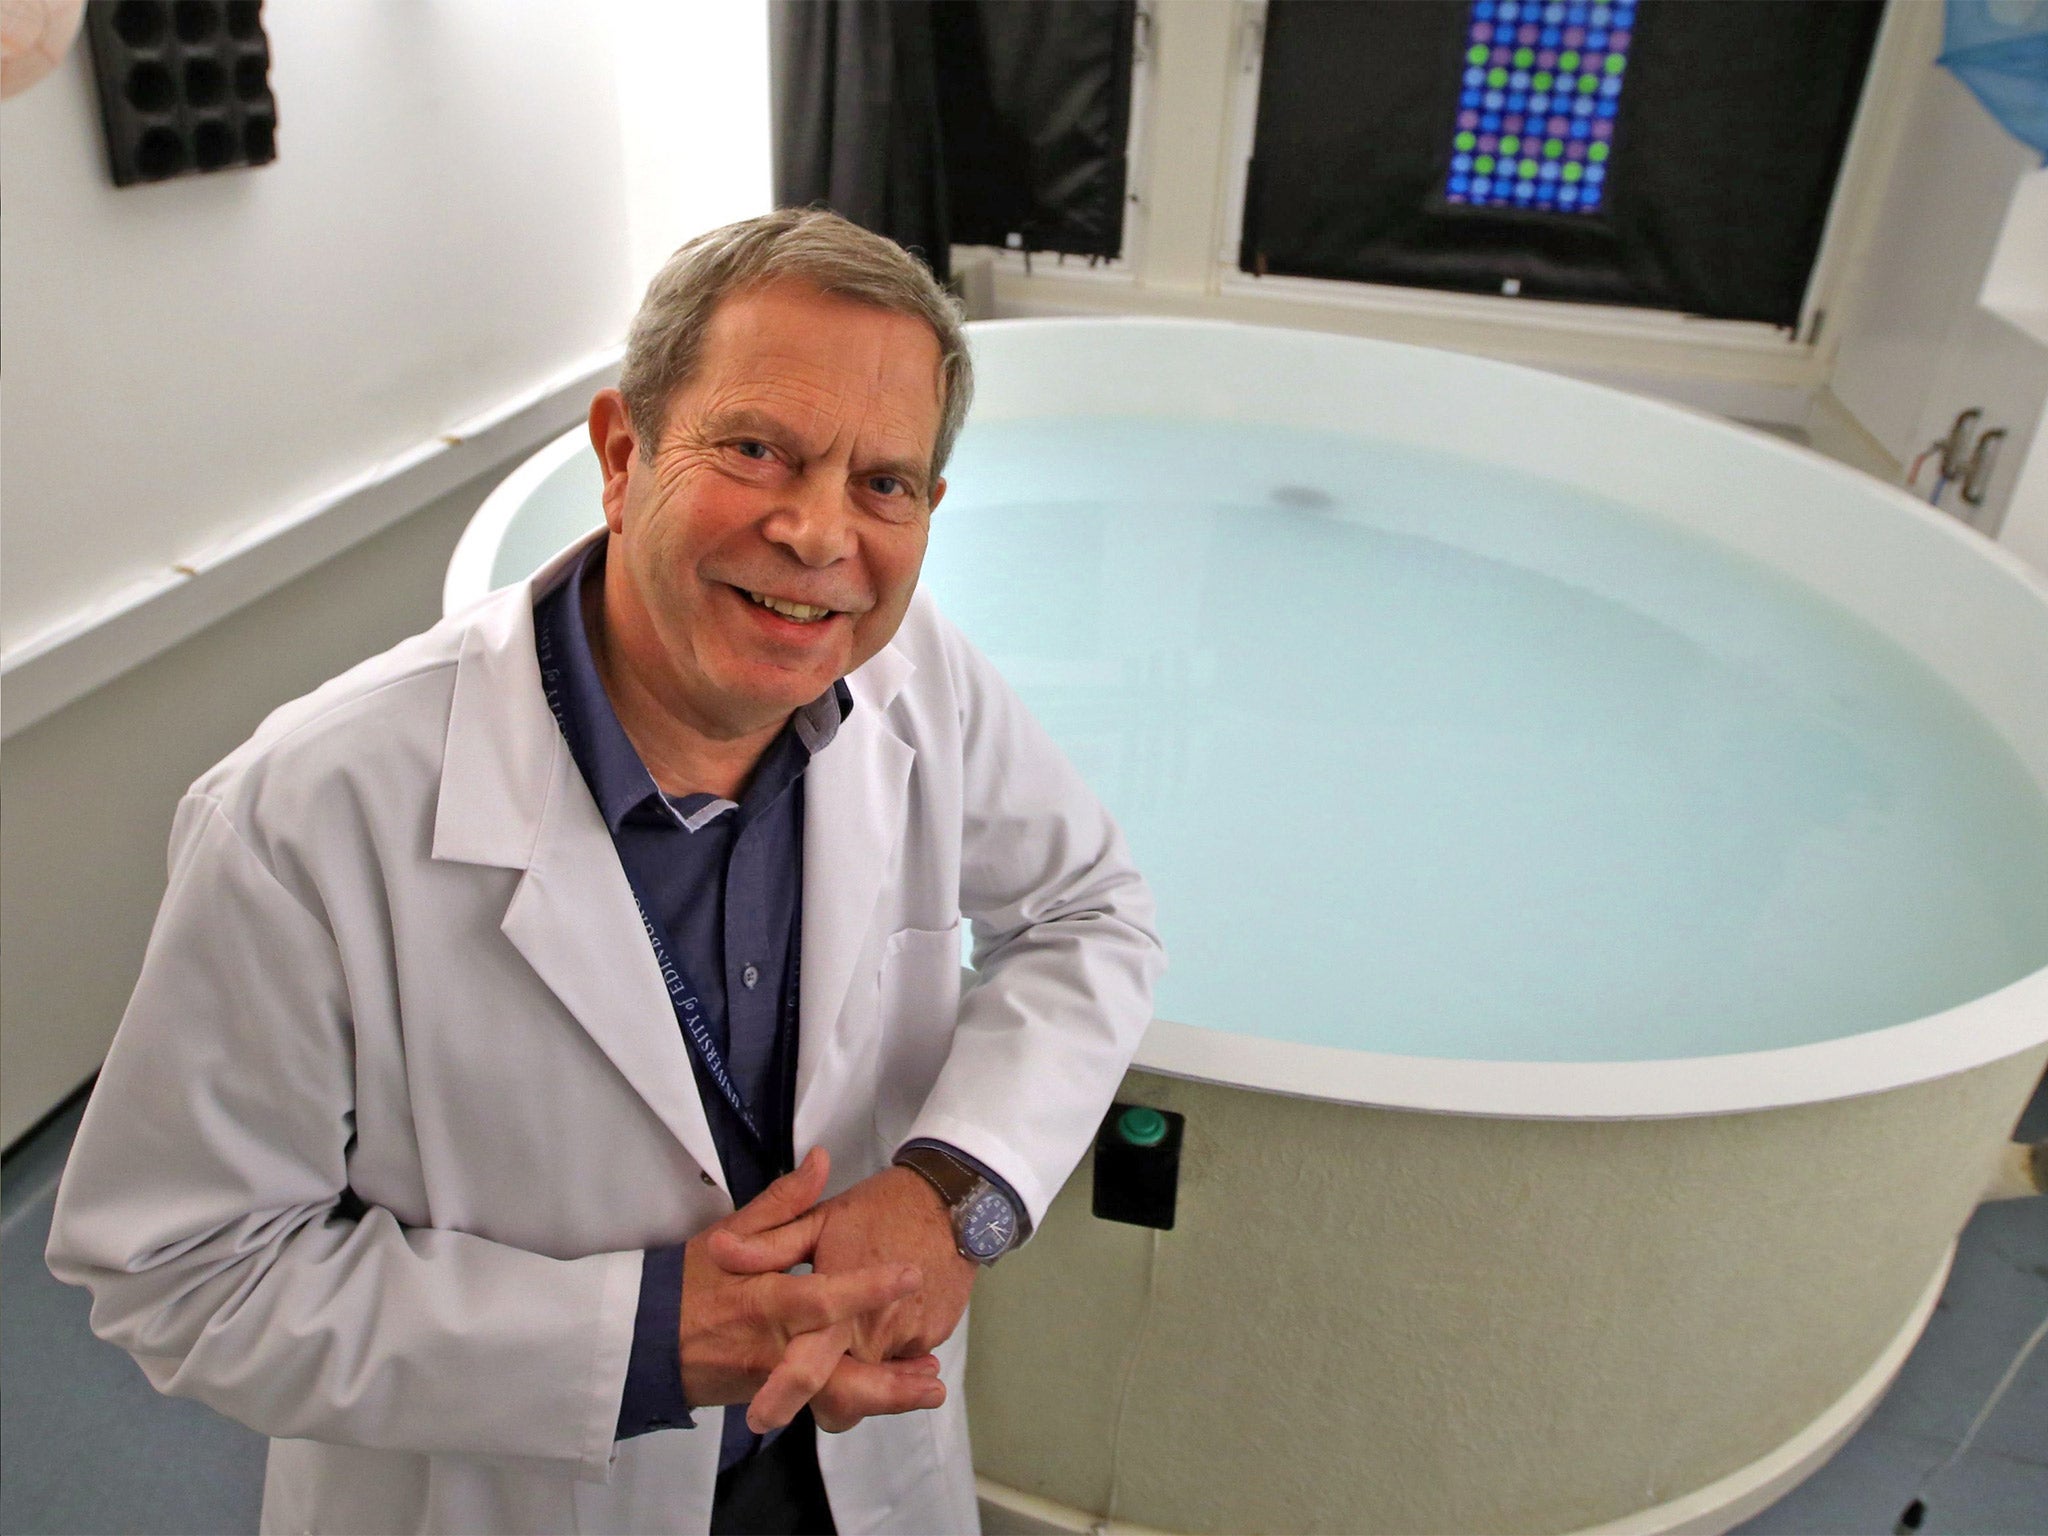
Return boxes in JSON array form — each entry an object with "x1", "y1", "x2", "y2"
[
  {"x1": 432, "y1": 530, "x2": 916, "y2": 866},
  {"x1": 431, "y1": 528, "x2": 920, "y2": 1182}
]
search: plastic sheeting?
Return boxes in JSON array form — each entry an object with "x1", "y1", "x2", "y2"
[{"x1": 1941, "y1": 0, "x2": 2048, "y2": 161}]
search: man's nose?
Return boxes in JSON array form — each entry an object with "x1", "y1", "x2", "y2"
[{"x1": 764, "y1": 469, "x2": 859, "y2": 567}]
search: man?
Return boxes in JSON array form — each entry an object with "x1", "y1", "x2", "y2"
[{"x1": 47, "y1": 208, "x2": 1163, "y2": 1535}]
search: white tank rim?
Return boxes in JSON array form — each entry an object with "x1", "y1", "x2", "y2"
[
  {"x1": 1132, "y1": 961, "x2": 2048, "y2": 1120},
  {"x1": 960, "y1": 315, "x2": 2048, "y2": 617},
  {"x1": 443, "y1": 423, "x2": 593, "y2": 619}
]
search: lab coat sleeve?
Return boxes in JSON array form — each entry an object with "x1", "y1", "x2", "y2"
[
  {"x1": 904, "y1": 624, "x2": 1167, "y2": 1227},
  {"x1": 44, "y1": 794, "x2": 642, "y2": 1482}
]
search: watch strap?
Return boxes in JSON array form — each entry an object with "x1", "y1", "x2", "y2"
[{"x1": 895, "y1": 1144, "x2": 982, "y2": 1212}]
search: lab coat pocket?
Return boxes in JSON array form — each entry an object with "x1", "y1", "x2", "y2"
[{"x1": 870, "y1": 922, "x2": 964, "y2": 1153}]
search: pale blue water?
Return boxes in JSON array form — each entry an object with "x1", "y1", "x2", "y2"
[{"x1": 922, "y1": 417, "x2": 2048, "y2": 1062}]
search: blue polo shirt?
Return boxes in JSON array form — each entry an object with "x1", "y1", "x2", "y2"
[{"x1": 532, "y1": 543, "x2": 1020, "y2": 1469}]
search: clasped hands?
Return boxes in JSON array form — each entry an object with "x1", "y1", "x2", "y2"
[{"x1": 678, "y1": 1147, "x2": 979, "y2": 1435}]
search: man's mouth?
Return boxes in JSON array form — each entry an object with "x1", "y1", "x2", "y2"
[{"x1": 738, "y1": 587, "x2": 838, "y2": 625}]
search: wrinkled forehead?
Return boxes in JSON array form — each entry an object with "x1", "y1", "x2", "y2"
[{"x1": 679, "y1": 281, "x2": 945, "y2": 454}]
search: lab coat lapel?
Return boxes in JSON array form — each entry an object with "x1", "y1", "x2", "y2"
[
  {"x1": 795, "y1": 646, "x2": 915, "y2": 1138},
  {"x1": 500, "y1": 752, "x2": 728, "y2": 1194},
  {"x1": 434, "y1": 537, "x2": 728, "y2": 1193}
]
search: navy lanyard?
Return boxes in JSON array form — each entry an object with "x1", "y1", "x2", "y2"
[
  {"x1": 535, "y1": 617, "x2": 797, "y2": 1152},
  {"x1": 622, "y1": 879, "x2": 798, "y2": 1150}
]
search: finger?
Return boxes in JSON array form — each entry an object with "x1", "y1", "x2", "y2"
[
  {"x1": 812, "y1": 1357, "x2": 948, "y2": 1433},
  {"x1": 705, "y1": 1212, "x2": 822, "y2": 1276},
  {"x1": 760, "y1": 1263, "x2": 922, "y2": 1334},
  {"x1": 747, "y1": 1326, "x2": 849, "y2": 1434},
  {"x1": 724, "y1": 1148, "x2": 829, "y2": 1238}
]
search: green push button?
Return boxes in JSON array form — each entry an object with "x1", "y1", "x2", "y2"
[{"x1": 1117, "y1": 1106, "x2": 1168, "y2": 1148}]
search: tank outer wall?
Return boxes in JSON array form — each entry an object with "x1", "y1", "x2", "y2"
[{"x1": 966, "y1": 1050, "x2": 2046, "y2": 1535}]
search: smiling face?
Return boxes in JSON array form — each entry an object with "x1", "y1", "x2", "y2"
[{"x1": 588, "y1": 279, "x2": 948, "y2": 748}]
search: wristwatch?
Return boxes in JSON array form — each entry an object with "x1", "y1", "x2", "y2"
[{"x1": 894, "y1": 1145, "x2": 1022, "y2": 1264}]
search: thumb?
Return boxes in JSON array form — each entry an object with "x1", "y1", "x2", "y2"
[{"x1": 724, "y1": 1147, "x2": 830, "y2": 1237}]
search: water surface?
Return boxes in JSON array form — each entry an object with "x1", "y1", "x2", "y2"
[{"x1": 926, "y1": 417, "x2": 2048, "y2": 1062}]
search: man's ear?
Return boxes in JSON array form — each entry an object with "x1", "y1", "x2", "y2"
[
  {"x1": 588, "y1": 389, "x2": 639, "y2": 535},
  {"x1": 928, "y1": 477, "x2": 946, "y2": 516}
]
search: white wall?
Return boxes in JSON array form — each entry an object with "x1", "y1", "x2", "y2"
[
  {"x1": 0, "y1": 0, "x2": 771, "y2": 1144},
  {"x1": 0, "y1": 0, "x2": 629, "y2": 653},
  {"x1": 0, "y1": 0, "x2": 773, "y2": 729},
  {"x1": 1825, "y1": 30, "x2": 2046, "y2": 542}
]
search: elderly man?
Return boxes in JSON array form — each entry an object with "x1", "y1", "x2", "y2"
[{"x1": 47, "y1": 208, "x2": 1163, "y2": 1535}]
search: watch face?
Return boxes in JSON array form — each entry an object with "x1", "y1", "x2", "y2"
[{"x1": 960, "y1": 1189, "x2": 1018, "y2": 1260}]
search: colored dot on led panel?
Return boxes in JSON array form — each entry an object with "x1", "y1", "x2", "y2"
[{"x1": 1446, "y1": 0, "x2": 1630, "y2": 213}]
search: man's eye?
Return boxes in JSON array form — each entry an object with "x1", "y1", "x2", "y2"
[
  {"x1": 869, "y1": 475, "x2": 904, "y2": 497},
  {"x1": 735, "y1": 440, "x2": 772, "y2": 461}
]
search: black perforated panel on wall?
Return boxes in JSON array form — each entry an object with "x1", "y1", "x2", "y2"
[{"x1": 85, "y1": 1, "x2": 276, "y2": 187}]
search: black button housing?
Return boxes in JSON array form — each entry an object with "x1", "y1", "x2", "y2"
[{"x1": 1091, "y1": 1101, "x2": 1184, "y2": 1231}]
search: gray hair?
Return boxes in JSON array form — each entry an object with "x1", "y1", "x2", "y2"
[{"x1": 619, "y1": 207, "x2": 973, "y2": 489}]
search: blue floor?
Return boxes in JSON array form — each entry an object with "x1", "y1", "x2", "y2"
[{"x1": 3, "y1": 1081, "x2": 2044, "y2": 1535}]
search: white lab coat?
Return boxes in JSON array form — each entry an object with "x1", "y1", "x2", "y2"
[{"x1": 46, "y1": 531, "x2": 1163, "y2": 1536}]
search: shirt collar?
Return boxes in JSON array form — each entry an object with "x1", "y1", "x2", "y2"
[{"x1": 534, "y1": 541, "x2": 855, "y2": 836}]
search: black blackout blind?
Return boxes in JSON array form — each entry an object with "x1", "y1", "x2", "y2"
[
  {"x1": 772, "y1": 0, "x2": 1136, "y2": 276},
  {"x1": 1241, "y1": 0, "x2": 1883, "y2": 327}
]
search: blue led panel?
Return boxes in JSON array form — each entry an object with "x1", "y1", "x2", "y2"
[{"x1": 1445, "y1": 0, "x2": 1633, "y2": 214}]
